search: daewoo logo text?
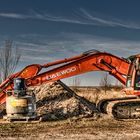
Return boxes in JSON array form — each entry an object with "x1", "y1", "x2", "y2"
[{"x1": 46, "y1": 67, "x2": 76, "y2": 80}]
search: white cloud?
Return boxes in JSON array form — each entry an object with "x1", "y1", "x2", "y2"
[
  {"x1": 16, "y1": 42, "x2": 50, "y2": 52},
  {"x1": 78, "y1": 8, "x2": 140, "y2": 29},
  {"x1": 20, "y1": 55, "x2": 52, "y2": 62},
  {"x1": 0, "y1": 13, "x2": 28, "y2": 19},
  {"x1": 15, "y1": 33, "x2": 140, "y2": 65},
  {"x1": 0, "y1": 9, "x2": 140, "y2": 29}
]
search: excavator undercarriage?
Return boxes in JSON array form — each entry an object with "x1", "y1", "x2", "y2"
[
  {"x1": 109, "y1": 99, "x2": 140, "y2": 119},
  {"x1": 97, "y1": 96, "x2": 140, "y2": 119}
]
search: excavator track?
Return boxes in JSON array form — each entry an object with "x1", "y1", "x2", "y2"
[
  {"x1": 98, "y1": 97, "x2": 140, "y2": 120},
  {"x1": 107, "y1": 99, "x2": 140, "y2": 120},
  {"x1": 97, "y1": 96, "x2": 137, "y2": 114}
]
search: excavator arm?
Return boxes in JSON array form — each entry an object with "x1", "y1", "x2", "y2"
[
  {"x1": 0, "y1": 50, "x2": 132, "y2": 105},
  {"x1": 26, "y1": 51, "x2": 131, "y2": 87}
]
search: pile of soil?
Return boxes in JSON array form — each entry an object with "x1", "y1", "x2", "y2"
[{"x1": 30, "y1": 81, "x2": 98, "y2": 121}]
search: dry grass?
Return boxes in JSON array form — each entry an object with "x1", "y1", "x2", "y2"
[
  {"x1": 0, "y1": 86, "x2": 138, "y2": 140},
  {"x1": 74, "y1": 86, "x2": 126, "y2": 104},
  {"x1": 0, "y1": 117, "x2": 140, "y2": 140}
]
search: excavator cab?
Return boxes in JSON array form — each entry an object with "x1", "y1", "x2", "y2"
[
  {"x1": 135, "y1": 77, "x2": 140, "y2": 90},
  {"x1": 124, "y1": 55, "x2": 140, "y2": 95},
  {"x1": 134, "y1": 57, "x2": 140, "y2": 90}
]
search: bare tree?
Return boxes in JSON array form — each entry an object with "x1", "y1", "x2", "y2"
[
  {"x1": 100, "y1": 73, "x2": 111, "y2": 93},
  {"x1": 114, "y1": 79, "x2": 123, "y2": 91},
  {"x1": 72, "y1": 77, "x2": 81, "y2": 91},
  {"x1": 0, "y1": 40, "x2": 20, "y2": 83}
]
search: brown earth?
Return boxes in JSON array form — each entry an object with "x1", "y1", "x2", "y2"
[
  {"x1": 0, "y1": 117, "x2": 140, "y2": 140},
  {"x1": 0, "y1": 82, "x2": 140, "y2": 140},
  {"x1": 32, "y1": 81, "x2": 99, "y2": 120}
]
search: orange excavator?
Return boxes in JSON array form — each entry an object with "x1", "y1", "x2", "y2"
[{"x1": 0, "y1": 50, "x2": 140, "y2": 120}]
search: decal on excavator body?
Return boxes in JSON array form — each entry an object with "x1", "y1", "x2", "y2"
[{"x1": 46, "y1": 67, "x2": 77, "y2": 80}]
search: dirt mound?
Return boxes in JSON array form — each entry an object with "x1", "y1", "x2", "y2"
[{"x1": 30, "y1": 81, "x2": 98, "y2": 121}]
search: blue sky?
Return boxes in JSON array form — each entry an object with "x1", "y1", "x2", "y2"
[{"x1": 0, "y1": 0, "x2": 140, "y2": 86}]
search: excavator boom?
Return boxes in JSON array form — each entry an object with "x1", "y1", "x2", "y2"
[{"x1": 26, "y1": 51, "x2": 130, "y2": 86}]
